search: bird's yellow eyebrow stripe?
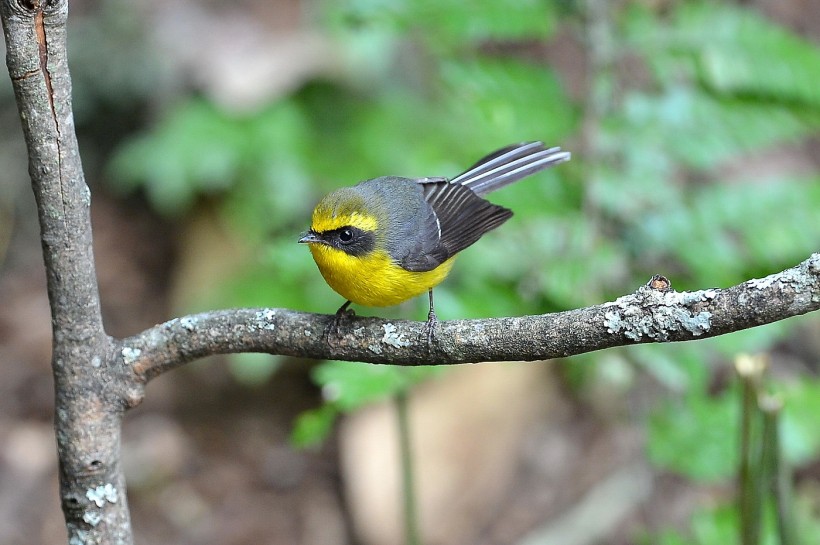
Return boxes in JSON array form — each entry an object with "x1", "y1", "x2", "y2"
[{"x1": 311, "y1": 210, "x2": 378, "y2": 233}]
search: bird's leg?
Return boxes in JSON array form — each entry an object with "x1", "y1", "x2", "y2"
[
  {"x1": 423, "y1": 289, "x2": 438, "y2": 347},
  {"x1": 426, "y1": 289, "x2": 437, "y2": 323},
  {"x1": 326, "y1": 300, "x2": 355, "y2": 342},
  {"x1": 336, "y1": 300, "x2": 353, "y2": 316}
]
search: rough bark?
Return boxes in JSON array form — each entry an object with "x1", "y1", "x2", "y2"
[
  {"x1": 2, "y1": 1, "x2": 819, "y2": 544},
  {"x1": 2, "y1": 1, "x2": 135, "y2": 543}
]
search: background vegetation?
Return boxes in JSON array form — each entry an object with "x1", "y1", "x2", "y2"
[{"x1": 1, "y1": 0, "x2": 819, "y2": 543}]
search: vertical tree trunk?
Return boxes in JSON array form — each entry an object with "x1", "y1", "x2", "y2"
[{"x1": 1, "y1": 1, "x2": 137, "y2": 543}]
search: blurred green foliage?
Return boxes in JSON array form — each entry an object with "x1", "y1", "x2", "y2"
[
  {"x1": 648, "y1": 377, "x2": 820, "y2": 482},
  {"x1": 293, "y1": 363, "x2": 442, "y2": 448},
  {"x1": 104, "y1": 0, "x2": 820, "y2": 541},
  {"x1": 645, "y1": 501, "x2": 820, "y2": 545},
  {"x1": 646, "y1": 484, "x2": 820, "y2": 545}
]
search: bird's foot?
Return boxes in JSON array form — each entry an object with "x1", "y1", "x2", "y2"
[
  {"x1": 422, "y1": 306, "x2": 438, "y2": 352},
  {"x1": 326, "y1": 301, "x2": 355, "y2": 343}
]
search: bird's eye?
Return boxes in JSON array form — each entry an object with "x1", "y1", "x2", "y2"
[{"x1": 339, "y1": 228, "x2": 354, "y2": 243}]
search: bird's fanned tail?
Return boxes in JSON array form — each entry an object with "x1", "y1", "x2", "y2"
[{"x1": 450, "y1": 142, "x2": 570, "y2": 196}]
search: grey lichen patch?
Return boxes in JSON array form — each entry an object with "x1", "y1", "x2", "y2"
[
  {"x1": 604, "y1": 286, "x2": 716, "y2": 342},
  {"x1": 368, "y1": 343, "x2": 383, "y2": 354},
  {"x1": 68, "y1": 529, "x2": 88, "y2": 545},
  {"x1": 45, "y1": 203, "x2": 64, "y2": 222},
  {"x1": 603, "y1": 311, "x2": 625, "y2": 335},
  {"x1": 180, "y1": 316, "x2": 197, "y2": 331},
  {"x1": 254, "y1": 309, "x2": 277, "y2": 331},
  {"x1": 808, "y1": 253, "x2": 820, "y2": 274},
  {"x1": 747, "y1": 255, "x2": 820, "y2": 305},
  {"x1": 120, "y1": 346, "x2": 142, "y2": 365},
  {"x1": 748, "y1": 257, "x2": 813, "y2": 291},
  {"x1": 143, "y1": 324, "x2": 167, "y2": 349},
  {"x1": 679, "y1": 289, "x2": 719, "y2": 305},
  {"x1": 86, "y1": 483, "x2": 118, "y2": 507},
  {"x1": 382, "y1": 323, "x2": 410, "y2": 348},
  {"x1": 83, "y1": 510, "x2": 103, "y2": 527},
  {"x1": 747, "y1": 275, "x2": 778, "y2": 290}
]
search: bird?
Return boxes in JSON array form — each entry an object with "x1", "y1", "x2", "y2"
[{"x1": 298, "y1": 141, "x2": 571, "y2": 332}]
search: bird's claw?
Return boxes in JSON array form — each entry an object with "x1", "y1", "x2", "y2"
[
  {"x1": 326, "y1": 301, "x2": 355, "y2": 343},
  {"x1": 423, "y1": 307, "x2": 438, "y2": 351}
]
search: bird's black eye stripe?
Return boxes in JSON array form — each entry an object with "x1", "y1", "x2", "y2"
[{"x1": 322, "y1": 226, "x2": 375, "y2": 256}]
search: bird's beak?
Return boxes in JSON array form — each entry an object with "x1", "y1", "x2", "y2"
[{"x1": 298, "y1": 231, "x2": 321, "y2": 244}]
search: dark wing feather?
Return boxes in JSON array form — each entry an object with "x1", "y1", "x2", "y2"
[{"x1": 399, "y1": 181, "x2": 511, "y2": 272}]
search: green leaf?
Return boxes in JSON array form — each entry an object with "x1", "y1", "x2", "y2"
[
  {"x1": 110, "y1": 99, "x2": 313, "y2": 221},
  {"x1": 312, "y1": 361, "x2": 442, "y2": 412},
  {"x1": 648, "y1": 375, "x2": 820, "y2": 486},
  {"x1": 647, "y1": 387, "x2": 739, "y2": 482},
  {"x1": 409, "y1": 0, "x2": 556, "y2": 46},
  {"x1": 109, "y1": 100, "x2": 245, "y2": 215},
  {"x1": 648, "y1": 504, "x2": 744, "y2": 545},
  {"x1": 203, "y1": 238, "x2": 330, "y2": 312},
  {"x1": 291, "y1": 404, "x2": 339, "y2": 449},
  {"x1": 630, "y1": 343, "x2": 710, "y2": 393},
  {"x1": 226, "y1": 352, "x2": 282, "y2": 386},
  {"x1": 440, "y1": 58, "x2": 577, "y2": 148},
  {"x1": 620, "y1": 89, "x2": 817, "y2": 170},
  {"x1": 779, "y1": 379, "x2": 820, "y2": 465},
  {"x1": 322, "y1": 0, "x2": 557, "y2": 48},
  {"x1": 627, "y1": 3, "x2": 820, "y2": 108},
  {"x1": 684, "y1": 5, "x2": 820, "y2": 106},
  {"x1": 689, "y1": 505, "x2": 741, "y2": 545},
  {"x1": 646, "y1": 497, "x2": 820, "y2": 545},
  {"x1": 633, "y1": 176, "x2": 820, "y2": 288}
]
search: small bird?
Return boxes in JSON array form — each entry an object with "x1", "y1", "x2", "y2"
[{"x1": 298, "y1": 142, "x2": 571, "y2": 329}]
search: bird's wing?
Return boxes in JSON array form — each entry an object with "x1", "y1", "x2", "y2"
[
  {"x1": 396, "y1": 142, "x2": 570, "y2": 272},
  {"x1": 399, "y1": 180, "x2": 512, "y2": 272}
]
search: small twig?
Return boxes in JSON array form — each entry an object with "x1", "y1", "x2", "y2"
[
  {"x1": 396, "y1": 389, "x2": 421, "y2": 545},
  {"x1": 736, "y1": 354, "x2": 767, "y2": 545},
  {"x1": 759, "y1": 394, "x2": 799, "y2": 545}
]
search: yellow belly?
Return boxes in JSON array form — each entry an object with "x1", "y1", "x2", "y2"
[{"x1": 308, "y1": 245, "x2": 455, "y2": 307}]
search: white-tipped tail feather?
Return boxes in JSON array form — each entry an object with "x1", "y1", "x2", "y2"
[{"x1": 450, "y1": 142, "x2": 571, "y2": 196}]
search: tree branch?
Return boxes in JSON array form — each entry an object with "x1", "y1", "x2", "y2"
[{"x1": 125, "y1": 254, "x2": 820, "y2": 383}]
